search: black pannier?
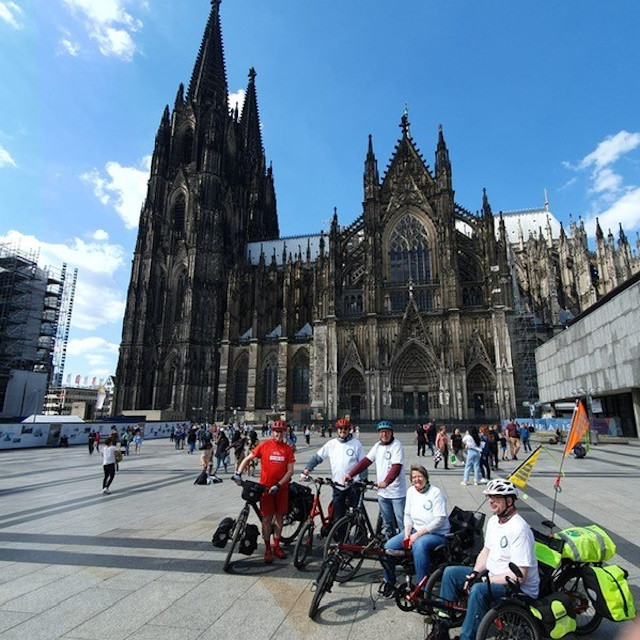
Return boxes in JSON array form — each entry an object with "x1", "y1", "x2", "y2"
[{"x1": 288, "y1": 481, "x2": 313, "y2": 521}]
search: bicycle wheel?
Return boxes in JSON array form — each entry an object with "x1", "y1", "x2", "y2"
[
  {"x1": 293, "y1": 521, "x2": 315, "y2": 569},
  {"x1": 476, "y1": 603, "x2": 541, "y2": 640},
  {"x1": 420, "y1": 566, "x2": 466, "y2": 626},
  {"x1": 323, "y1": 515, "x2": 367, "y2": 583},
  {"x1": 223, "y1": 506, "x2": 248, "y2": 573},
  {"x1": 555, "y1": 566, "x2": 602, "y2": 635},
  {"x1": 279, "y1": 511, "x2": 304, "y2": 544},
  {"x1": 309, "y1": 555, "x2": 338, "y2": 619}
]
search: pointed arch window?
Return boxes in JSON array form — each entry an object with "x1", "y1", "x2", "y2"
[
  {"x1": 181, "y1": 128, "x2": 194, "y2": 165},
  {"x1": 292, "y1": 350, "x2": 310, "y2": 404},
  {"x1": 233, "y1": 354, "x2": 248, "y2": 409},
  {"x1": 261, "y1": 356, "x2": 278, "y2": 408},
  {"x1": 172, "y1": 194, "x2": 186, "y2": 235},
  {"x1": 388, "y1": 214, "x2": 431, "y2": 284}
]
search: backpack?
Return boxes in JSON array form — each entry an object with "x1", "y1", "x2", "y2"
[
  {"x1": 211, "y1": 517, "x2": 236, "y2": 548},
  {"x1": 573, "y1": 444, "x2": 586, "y2": 458},
  {"x1": 583, "y1": 565, "x2": 636, "y2": 621},
  {"x1": 238, "y1": 523, "x2": 260, "y2": 556},
  {"x1": 425, "y1": 619, "x2": 449, "y2": 640},
  {"x1": 194, "y1": 470, "x2": 209, "y2": 485}
]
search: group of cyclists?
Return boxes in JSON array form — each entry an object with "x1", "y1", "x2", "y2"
[{"x1": 230, "y1": 416, "x2": 541, "y2": 640}]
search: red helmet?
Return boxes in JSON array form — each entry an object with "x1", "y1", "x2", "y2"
[
  {"x1": 272, "y1": 420, "x2": 288, "y2": 432},
  {"x1": 335, "y1": 418, "x2": 350, "y2": 429}
]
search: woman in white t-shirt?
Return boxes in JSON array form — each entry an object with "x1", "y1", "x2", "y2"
[
  {"x1": 379, "y1": 465, "x2": 450, "y2": 597},
  {"x1": 102, "y1": 436, "x2": 121, "y2": 494},
  {"x1": 461, "y1": 426, "x2": 484, "y2": 485}
]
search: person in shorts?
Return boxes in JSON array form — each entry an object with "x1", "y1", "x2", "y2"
[{"x1": 235, "y1": 420, "x2": 295, "y2": 563}]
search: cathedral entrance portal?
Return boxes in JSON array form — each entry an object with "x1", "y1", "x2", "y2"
[
  {"x1": 350, "y1": 395, "x2": 361, "y2": 420},
  {"x1": 403, "y1": 391, "x2": 429, "y2": 419}
]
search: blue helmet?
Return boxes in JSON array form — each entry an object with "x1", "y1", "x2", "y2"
[{"x1": 377, "y1": 420, "x2": 393, "y2": 431}]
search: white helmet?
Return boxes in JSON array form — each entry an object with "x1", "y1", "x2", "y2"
[{"x1": 483, "y1": 479, "x2": 518, "y2": 498}]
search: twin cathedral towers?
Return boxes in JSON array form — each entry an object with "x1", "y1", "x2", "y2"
[{"x1": 114, "y1": 1, "x2": 639, "y2": 424}]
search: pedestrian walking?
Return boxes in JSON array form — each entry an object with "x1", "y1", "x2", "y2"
[
  {"x1": 101, "y1": 436, "x2": 121, "y2": 494},
  {"x1": 304, "y1": 425, "x2": 311, "y2": 446},
  {"x1": 187, "y1": 425, "x2": 198, "y2": 454},
  {"x1": 461, "y1": 426, "x2": 484, "y2": 485},
  {"x1": 416, "y1": 423, "x2": 427, "y2": 457},
  {"x1": 88, "y1": 430, "x2": 95, "y2": 455},
  {"x1": 479, "y1": 426, "x2": 491, "y2": 481},
  {"x1": 94, "y1": 431, "x2": 101, "y2": 452},
  {"x1": 519, "y1": 424, "x2": 532, "y2": 452},
  {"x1": 230, "y1": 430, "x2": 246, "y2": 471},
  {"x1": 487, "y1": 425, "x2": 499, "y2": 470},
  {"x1": 451, "y1": 428, "x2": 464, "y2": 464},
  {"x1": 133, "y1": 430, "x2": 143, "y2": 454},
  {"x1": 426, "y1": 419, "x2": 437, "y2": 456},
  {"x1": 434, "y1": 425, "x2": 449, "y2": 469},
  {"x1": 214, "y1": 429, "x2": 230, "y2": 474},
  {"x1": 505, "y1": 417, "x2": 521, "y2": 460},
  {"x1": 500, "y1": 432, "x2": 508, "y2": 460}
]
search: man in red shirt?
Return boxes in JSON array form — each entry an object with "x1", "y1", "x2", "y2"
[{"x1": 235, "y1": 420, "x2": 295, "y2": 563}]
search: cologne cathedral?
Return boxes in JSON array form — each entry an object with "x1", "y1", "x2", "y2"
[{"x1": 114, "y1": 1, "x2": 640, "y2": 424}]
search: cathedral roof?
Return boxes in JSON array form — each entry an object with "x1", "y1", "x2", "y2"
[
  {"x1": 246, "y1": 234, "x2": 323, "y2": 265},
  {"x1": 498, "y1": 207, "x2": 562, "y2": 244}
]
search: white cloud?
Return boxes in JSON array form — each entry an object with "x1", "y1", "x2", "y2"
[
  {"x1": 585, "y1": 187, "x2": 640, "y2": 237},
  {"x1": 0, "y1": 143, "x2": 17, "y2": 168},
  {"x1": 229, "y1": 88, "x2": 246, "y2": 113},
  {"x1": 590, "y1": 167, "x2": 623, "y2": 195},
  {"x1": 60, "y1": 38, "x2": 80, "y2": 56},
  {"x1": 67, "y1": 337, "x2": 119, "y2": 367},
  {"x1": 579, "y1": 131, "x2": 640, "y2": 170},
  {"x1": 0, "y1": 1, "x2": 24, "y2": 29},
  {"x1": 0, "y1": 229, "x2": 126, "y2": 325},
  {"x1": 91, "y1": 229, "x2": 110, "y2": 241},
  {"x1": 81, "y1": 155, "x2": 150, "y2": 229},
  {"x1": 61, "y1": 0, "x2": 144, "y2": 61}
]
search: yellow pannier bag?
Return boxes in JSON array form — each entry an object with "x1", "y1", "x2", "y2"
[
  {"x1": 533, "y1": 529, "x2": 564, "y2": 569},
  {"x1": 530, "y1": 593, "x2": 577, "y2": 639},
  {"x1": 556, "y1": 525, "x2": 616, "y2": 563}
]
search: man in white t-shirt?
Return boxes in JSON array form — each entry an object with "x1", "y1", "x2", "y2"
[
  {"x1": 345, "y1": 420, "x2": 406, "y2": 538},
  {"x1": 302, "y1": 418, "x2": 365, "y2": 521},
  {"x1": 439, "y1": 479, "x2": 539, "y2": 640}
]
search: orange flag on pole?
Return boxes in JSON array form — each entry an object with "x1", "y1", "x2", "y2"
[{"x1": 564, "y1": 400, "x2": 590, "y2": 456}]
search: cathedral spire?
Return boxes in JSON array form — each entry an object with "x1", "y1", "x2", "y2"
[
  {"x1": 399, "y1": 103, "x2": 410, "y2": 137},
  {"x1": 618, "y1": 222, "x2": 628, "y2": 245},
  {"x1": 174, "y1": 83, "x2": 184, "y2": 110},
  {"x1": 187, "y1": 0, "x2": 228, "y2": 110},
  {"x1": 240, "y1": 67, "x2": 263, "y2": 154},
  {"x1": 595, "y1": 217, "x2": 603, "y2": 240},
  {"x1": 435, "y1": 124, "x2": 451, "y2": 179},
  {"x1": 481, "y1": 187, "x2": 492, "y2": 217},
  {"x1": 363, "y1": 134, "x2": 379, "y2": 199}
]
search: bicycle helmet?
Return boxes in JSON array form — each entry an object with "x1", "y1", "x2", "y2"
[
  {"x1": 377, "y1": 420, "x2": 394, "y2": 431},
  {"x1": 271, "y1": 420, "x2": 288, "y2": 432},
  {"x1": 335, "y1": 418, "x2": 350, "y2": 429},
  {"x1": 483, "y1": 478, "x2": 518, "y2": 498}
]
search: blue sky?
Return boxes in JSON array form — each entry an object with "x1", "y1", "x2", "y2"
[{"x1": 1, "y1": 0, "x2": 639, "y2": 384}]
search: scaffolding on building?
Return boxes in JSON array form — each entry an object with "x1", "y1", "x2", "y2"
[
  {"x1": 0, "y1": 243, "x2": 75, "y2": 411},
  {"x1": 52, "y1": 265, "x2": 77, "y2": 387},
  {"x1": 507, "y1": 244, "x2": 541, "y2": 417}
]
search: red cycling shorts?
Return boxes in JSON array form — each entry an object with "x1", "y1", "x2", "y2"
[{"x1": 259, "y1": 484, "x2": 289, "y2": 517}]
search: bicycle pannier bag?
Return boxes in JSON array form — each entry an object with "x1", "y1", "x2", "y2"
[
  {"x1": 529, "y1": 592, "x2": 577, "y2": 639},
  {"x1": 241, "y1": 481, "x2": 265, "y2": 503},
  {"x1": 239, "y1": 523, "x2": 260, "y2": 556},
  {"x1": 211, "y1": 517, "x2": 235, "y2": 548},
  {"x1": 556, "y1": 524, "x2": 616, "y2": 563},
  {"x1": 583, "y1": 565, "x2": 636, "y2": 621},
  {"x1": 288, "y1": 482, "x2": 313, "y2": 521}
]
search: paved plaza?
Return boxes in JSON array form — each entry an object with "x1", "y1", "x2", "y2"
[{"x1": 0, "y1": 431, "x2": 638, "y2": 640}]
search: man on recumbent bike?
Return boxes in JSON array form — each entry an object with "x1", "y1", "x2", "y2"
[{"x1": 439, "y1": 479, "x2": 539, "y2": 640}]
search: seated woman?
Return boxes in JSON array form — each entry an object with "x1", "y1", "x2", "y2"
[{"x1": 379, "y1": 465, "x2": 450, "y2": 597}]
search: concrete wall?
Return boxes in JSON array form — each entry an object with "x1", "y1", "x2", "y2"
[{"x1": 536, "y1": 279, "x2": 640, "y2": 403}]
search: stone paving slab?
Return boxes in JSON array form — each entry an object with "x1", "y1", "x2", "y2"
[{"x1": 0, "y1": 432, "x2": 638, "y2": 639}]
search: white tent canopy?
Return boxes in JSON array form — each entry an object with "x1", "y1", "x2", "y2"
[{"x1": 21, "y1": 415, "x2": 85, "y2": 423}]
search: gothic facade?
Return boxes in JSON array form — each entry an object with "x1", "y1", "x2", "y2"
[{"x1": 114, "y1": 2, "x2": 640, "y2": 424}]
